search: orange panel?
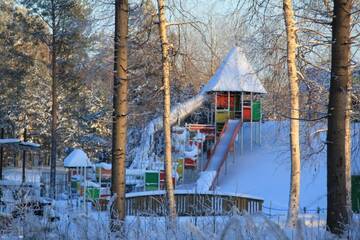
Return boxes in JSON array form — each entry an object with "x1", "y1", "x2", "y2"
[{"x1": 217, "y1": 94, "x2": 228, "y2": 108}]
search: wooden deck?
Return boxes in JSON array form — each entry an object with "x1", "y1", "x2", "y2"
[{"x1": 126, "y1": 191, "x2": 263, "y2": 216}]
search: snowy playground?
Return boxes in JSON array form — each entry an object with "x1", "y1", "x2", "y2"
[{"x1": 1, "y1": 47, "x2": 360, "y2": 238}]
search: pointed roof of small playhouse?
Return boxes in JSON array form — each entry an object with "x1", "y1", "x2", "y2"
[
  {"x1": 202, "y1": 47, "x2": 267, "y2": 94},
  {"x1": 64, "y1": 149, "x2": 92, "y2": 168}
]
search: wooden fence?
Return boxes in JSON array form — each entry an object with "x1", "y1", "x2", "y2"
[{"x1": 126, "y1": 191, "x2": 263, "y2": 216}]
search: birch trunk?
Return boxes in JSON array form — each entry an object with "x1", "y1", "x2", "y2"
[
  {"x1": 283, "y1": 0, "x2": 301, "y2": 228},
  {"x1": 156, "y1": 0, "x2": 176, "y2": 222},
  {"x1": 111, "y1": 0, "x2": 128, "y2": 228},
  {"x1": 327, "y1": 0, "x2": 352, "y2": 234}
]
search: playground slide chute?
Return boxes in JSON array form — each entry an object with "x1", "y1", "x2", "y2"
[
  {"x1": 130, "y1": 93, "x2": 209, "y2": 169},
  {"x1": 196, "y1": 119, "x2": 242, "y2": 191}
]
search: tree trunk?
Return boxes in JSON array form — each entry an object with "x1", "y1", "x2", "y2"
[
  {"x1": 156, "y1": 0, "x2": 177, "y2": 222},
  {"x1": 111, "y1": 0, "x2": 128, "y2": 229},
  {"x1": 327, "y1": 0, "x2": 352, "y2": 235},
  {"x1": 50, "y1": 0, "x2": 58, "y2": 199},
  {"x1": 0, "y1": 128, "x2": 4, "y2": 180},
  {"x1": 283, "y1": 0, "x2": 301, "y2": 228}
]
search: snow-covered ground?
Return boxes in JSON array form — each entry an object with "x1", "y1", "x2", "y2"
[
  {"x1": 217, "y1": 121, "x2": 360, "y2": 218},
  {"x1": 2, "y1": 121, "x2": 360, "y2": 239}
]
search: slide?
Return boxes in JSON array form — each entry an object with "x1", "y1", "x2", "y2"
[{"x1": 196, "y1": 119, "x2": 242, "y2": 191}]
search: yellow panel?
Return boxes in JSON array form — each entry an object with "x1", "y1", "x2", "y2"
[{"x1": 216, "y1": 112, "x2": 229, "y2": 123}]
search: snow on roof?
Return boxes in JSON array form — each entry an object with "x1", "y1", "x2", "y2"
[
  {"x1": 0, "y1": 139, "x2": 40, "y2": 148},
  {"x1": 95, "y1": 162, "x2": 112, "y2": 170},
  {"x1": 125, "y1": 189, "x2": 263, "y2": 200},
  {"x1": 0, "y1": 138, "x2": 21, "y2": 144},
  {"x1": 184, "y1": 146, "x2": 198, "y2": 159},
  {"x1": 202, "y1": 47, "x2": 267, "y2": 94},
  {"x1": 20, "y1": 141, "x2": 40, "y2": 148},
  {"x1": 64, "y1": 149, "x2": 92, "y2": 168}
]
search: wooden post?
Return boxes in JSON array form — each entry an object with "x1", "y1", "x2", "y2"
[
  {"x1": 250, "y1": 92, "x2": 253, "y2": 152},
  {"x1": 227, "y1": 91, "x2": 230, "y2": 119},
  {"x1": 241, "y1": 92, "x2": 244, "y2": 154},
  {"x1": 215, "y1": 92, "x2": 217, "y2": 143},
  {"x1": 22, "y1": 128, "x2": 27, "y2": 183}
]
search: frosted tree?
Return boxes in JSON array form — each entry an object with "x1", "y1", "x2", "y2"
[{"x1": 156, "y1": 0, "x2": 177, "y2": 222}]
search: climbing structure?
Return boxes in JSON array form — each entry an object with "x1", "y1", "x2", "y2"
[
  {"x1": 196, "y1": 47, "x2": 267, "y2": 191},
  {"x1": 127, "y1": 47, "x2": 266, "y2": 193}
]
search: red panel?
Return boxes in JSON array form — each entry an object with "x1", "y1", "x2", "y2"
[
  {"x1": 160, "y1": 171, "x2": 165, "y2": 181},
  {"x1": 243, "y1": 106, "x2": 251, "y2": 121},
  {"x1": 160, "y1": 177, "x2": 175, "y2": 189},
  {"x1": 216, "y1": 94, "x2": 235, "y2": 108},
  {"x1": 184, "y1": 158, "x2": 196, "y2": 168}
]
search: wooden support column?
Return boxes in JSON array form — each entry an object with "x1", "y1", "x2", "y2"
[
  {"x1": 215, "y1": 92, "x2": 217, "y2": 143},
  {"x1": 227, "y1": 91, "x2": 230, "y2": 119},
  {"x1": 241, "y1": 92, "x2": 244, "y2": 154},
  {"x1": 250, "y1": 93, "x2": 253, "y2": 152},
  {"x1": 22, "y1": 128, "x2": 27, "y2": 183}
]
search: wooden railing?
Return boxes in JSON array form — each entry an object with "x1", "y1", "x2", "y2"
[{"x1": 126, "y1": 191, "x2": 263, "y2": 216}]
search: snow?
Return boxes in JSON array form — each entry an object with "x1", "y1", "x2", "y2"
[
  {"x1": 184, "y1": 146, "x2": 198, "y2": 159},
  {"x1": 0, "y1": 138, "x2": 20, "y2": 144},
  {"x1": 3, "y1": 168, "x2": 42, "y2": 183},
  {"x1": 20, "y1": 141, "x2": 41, "y2": 148},
  {"x1": 193, "y1": 131, "x2": 206, "y2": 141},
  {"x1": 195, "y1": 171, "x2": 217, "y2": 192},
  {"x1": 95, "y1": 162, "x2": 112, "y2": 170},
  {"x1": 202, "y1": 47, "x2": 267, "y2": 94},
  {"x1": 130, "y1": 94, "x2": 208, "y2": 169},
  {"x1": 64, "y1": 149, "x2": 92, "y2": 168},
  {"x1": 216, "y1": 121, "x2": 360, "y2": 214},
  {"x1": 0, "y1": 179, "x2": 39, "y2": 187},
  {"x1": 126, "y1": 169, "x2": 145, "y2": 176},
  {"x1": 0, "y1": 139, "x2": 40, "y2": 148},
  {"x1": 125, "y1": 188, "x2": 263, "y2": 200},
  {"x1": 172, "y1": 126, "x2": 188, "y2": 153},
  {"x1": 195, "y1": 120, "x2": 241, "y2": 191},
  {"x1": 81, "y1": 181, "x2": 100, "y2": 188}
]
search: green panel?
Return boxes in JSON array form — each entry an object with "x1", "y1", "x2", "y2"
[
  {"x1": 216, "y1": 111, "x2": 229, "y2": 123},
  {"x1": 71, "y1": 181, "x2": 78, "y2": 189},
  {"x1": 352, "y1": 175, "x2": 360, "y2": 213},
  {"x1": 86, "y1": 188, "x2": 100, "y2": 201},
  {"x1": 145, "y1": 172, "x2": 159, "y2": 184},
  {"x1": 252, "y1": 101, "x2": 261, "y2": 121},
  {"x1": 234, "y1": 94, "x2": 241, "y2": 111},
  {"x1": 216, "y1": 122, "x2": 225, "y2": 134}
]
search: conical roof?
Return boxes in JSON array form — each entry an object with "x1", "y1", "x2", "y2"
[
  {"x1": 64, "y1": 149, "x2": 92, "y2": 168},
  {"x1": 202, "y1": 47, "x2": 267, "y2": 94}
]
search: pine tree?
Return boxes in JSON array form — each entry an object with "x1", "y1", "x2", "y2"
[
  {"x1": 111, "y1": 0, "x2": 128, "y2": 231},
  {"x1": 327, "y1": 0, "x2": 353, "y2": 235},
  {"x1": 21, "y1": 0, "x2": 93, "y2": 197}
]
